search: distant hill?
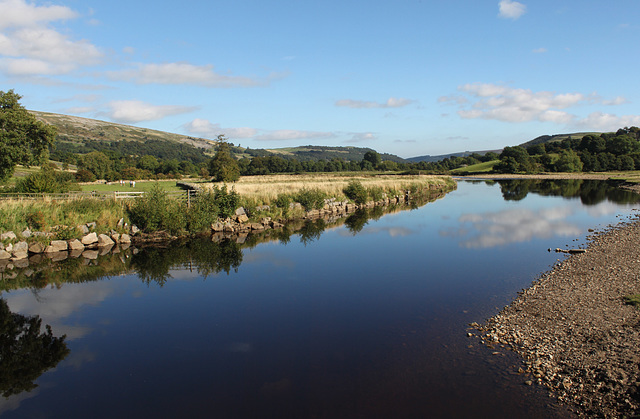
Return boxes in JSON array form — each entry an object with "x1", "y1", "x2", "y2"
[
  {"x1": 31, "y1": 111, "x2": 407, "y2": 163},
  {"x1": 406, "y1": 149, "x2": 501, "y2": 163},
  {"x1": 518, "y1": 132, "x2": 601, "y2": 148}
]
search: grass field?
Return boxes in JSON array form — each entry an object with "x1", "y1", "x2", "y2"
[
  {"x1": 79, "y1": 180, "x2": 186, "y2": 193},
  {"x1": 197, "y1": 173, "x2": 454, "y2": 204},
  {"x1": 450, "y1": 160, "x2": 499, "y2": 174}
]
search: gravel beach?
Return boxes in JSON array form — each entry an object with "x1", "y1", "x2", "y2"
[{"x1": 478, "y1": 206, "x2": 640, "y2": 417}]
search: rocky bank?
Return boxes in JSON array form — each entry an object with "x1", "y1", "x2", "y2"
[{"x1": 477, "y1": 213, "x2": 640, "y2": 418}]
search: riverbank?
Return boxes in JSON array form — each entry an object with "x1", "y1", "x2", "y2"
[{"x1": 478, "y1": 212, "x2": 640, "y2": 417}]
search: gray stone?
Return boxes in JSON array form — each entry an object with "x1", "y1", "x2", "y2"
[
  {"x1": 78, "y1": 224, "x2": 90, "y2": 234},
  {"x1": 13, "y1": 242, "x2": 28, "y2": 253},
  {"x1": 45, "y1": 240, "x2": 68, "y2": 253},
  {"x1": 0, "y1": 250, "x2": 10, "y2": 260},
  {"x1": 28, "y1": 242, "x2": 45, "y2": 254},
  {"x1": 68, "y1": 239, "x2": 85, "y2": 251},
  {"x1": 4, "y1": 243, "x2": 12, "y2": 253},
  {"x1": 1, "y1": 231, "x2": 17, "y2": 241},
  {"x1": 111, "y1": 233, "x2": 120, "y2": 243},
  {"x1": 119, "y1": 234, "x2": 131, "y2": 244},
  {"x1": 97, "y1": 234, "x2": 115, "y2": 247},
  {"x1": 235, "y1": 207, "x2": 246, "y2": 216},
  {"x1": 131, "y1": 225, "x2": 140, "y2": 235},
  {"x1": 211, "y1": 222, "x2": 224, "y2": 232},
  {"x1": 21, "y1": 228, "x2": 31, "y2": 238},
  {"x1": 117, "y1": 218, "x2": 124, "y2": 228},
  {"x1": 236, "y1": 214, "x2": 249, "y2": 223},
  {"x1": 81, "y1": 232, "x2": 98, "y2": 245},
  {"x1": 86, "y1": 222, "x2": 96, "y2": 229}
]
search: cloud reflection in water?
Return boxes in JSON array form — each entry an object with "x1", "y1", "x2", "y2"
[{"x1": 444, "y1": 206, "x2": 582, "y2": 249}]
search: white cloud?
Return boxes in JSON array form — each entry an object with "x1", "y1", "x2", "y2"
[
  {"x1": 498, "y1": 0, "x2": 527, "y2": 20},
  {"x1": 0, "y1": 1, "x2": 102, "y2": 76},
  {"x1": 335, "y1": 97, "x2": 415, "y2": 109},
  {"x1": 577, "y1": 112, "x2": 640, "y2": 131},
  {"x1": 105, "y1": 100, "x2": 197, "y2": 123},
  {"x1": 447, "y1": 82, "x2": 638, "y2": 128},
  {"x1": 108, "y1": 62, "x2": 283, "y2": 87},
  {"x1": 0, "y1": 0, "x2": 77, "y2": 29},
  {"x1": 183, "y1": 118, "x2": 258, "y2": 139},
  {"x1": 254, "y1": 130, "x2": 336, "y2": 141},
  {"x1": 532, "y1": 47, "x2": 547, "y2": 53}
]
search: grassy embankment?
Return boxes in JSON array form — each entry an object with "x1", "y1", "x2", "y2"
[{"x1": 0, "y1": 173, "x2": 453, "y2": 241}]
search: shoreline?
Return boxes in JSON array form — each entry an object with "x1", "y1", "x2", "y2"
[{"x1": 478, "y1": 211, "x2": 640, "y2": 417}]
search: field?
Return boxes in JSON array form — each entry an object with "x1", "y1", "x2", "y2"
[
  {"x1": 450, "y1": 160, "x2": 498, "y2": 174},
  {"x1": 79, "y1": 180, "x2": 186, "y2": 193},
  {"x1": 198, "y1": 173, "x2": 454, "y2": 204}
]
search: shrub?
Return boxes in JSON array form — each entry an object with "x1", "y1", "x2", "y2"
[
  {"x1": 294, "y1": 187, "x2": 326, "y2": 210},
  {"x1": 75, "y1": 169, "x2": 96, "y2": 182},
  {"x1": 367, "y1": 186, "x2": 384, "y2": 202},
  {"x1": 127, "y1": 183, "x2": 186, "y2": 234},
  {"x1": 187, "y1": 190, "x2": 219, "y2": 233},
  {"x1": 53, "y1": 225, "x2": 77, "y2": 240},
  {"x1": 343, "y1": 180, "x2": 368, "y2": 205},
  {"x1": 26, "y1": 211, "x2": 46, "y2": 230},
  {"x1": 213, "y1": 184, "x2": 239, "y2": 219}
]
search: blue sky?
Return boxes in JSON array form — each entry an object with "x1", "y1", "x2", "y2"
[{"x1": 1, "y1": 0, "x2": 639, "y2": 158}]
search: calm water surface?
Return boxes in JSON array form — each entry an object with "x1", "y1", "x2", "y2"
[{"x1": 1, "y1": 180, "x2": 639, "y2": 418}]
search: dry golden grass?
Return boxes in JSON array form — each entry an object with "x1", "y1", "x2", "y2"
[{"x1": 201, "y1": 173, "x2": 453, "y2": 204}]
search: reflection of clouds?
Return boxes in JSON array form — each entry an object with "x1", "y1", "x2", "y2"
[
  {"x1": 242, "y1": 250, "x2": 295, "y2": 269},
  {"x1": 0, "y1": 388, "x2": 40, "y2": 416},
  {"x1": 5, "y1": 282, "x2": 116, "y2": 340},
  {"x1": 64, "y1": 348, "x2": 96, "y2": 369},
  {"x1": 447, "y1": 206, "x2": 582, "y2": 248},
  {"x1": 338, "y1": 226, "x2": 415, "y2": 237},
  {"x1": 585, "y1": 201, "x2": 637, "y2": 217}
]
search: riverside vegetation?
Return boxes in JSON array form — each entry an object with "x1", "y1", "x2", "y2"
[{"x1": 0, "y1": 173, "x2": 455, "y2": 254}]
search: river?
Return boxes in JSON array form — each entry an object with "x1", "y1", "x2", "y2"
[{"x1": 1, "y1": 179, "x2": 638, "y2": 418}]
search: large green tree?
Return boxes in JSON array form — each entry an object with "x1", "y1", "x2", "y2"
[
  {"x1": 0, "y1": 90, "x2": 57, "y2": 182},
  {"x1": 208, "y1": 136, "x2": 240, "y2": 182}
]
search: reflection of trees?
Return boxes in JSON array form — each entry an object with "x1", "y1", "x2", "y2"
[
  {"x1": 345, "y1": 210, "x2": 369, "y2": 234},
  {"x1": 299, "y1": 219, "x2": 326, "y2": 246},
  {"x1": 0, "y1": 299, "x2": 69, "y2": 397},
  {"x1": 132, "y1": 239, "x2": 244, "y2": 284},
  {"x1": 497, "y1": 179, "x2": 640, "y2": 205}
]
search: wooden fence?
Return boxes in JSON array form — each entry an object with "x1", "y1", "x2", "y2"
[{"x1": 0, "y1": 189, "x2": 197, "y2": 204}]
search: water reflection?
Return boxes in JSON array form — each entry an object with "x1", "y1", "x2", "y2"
[
  {"x1": 0, "y1": 299, "x2": 69, "y2": 397},
  {"x1": 496, "y1": 178, "x2": 640, "y2": 205}
]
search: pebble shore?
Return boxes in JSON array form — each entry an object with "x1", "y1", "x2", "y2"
[{"x1": 478, "y1": 208, "x2": 640, "y2": 417}]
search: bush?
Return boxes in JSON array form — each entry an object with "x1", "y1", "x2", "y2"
[
  {"x1": 294, "y1": 187, "x2": 326, "y2": 210},
  {"x1": 187, "y1": 190, "x2": 219, "y2": 233},
  {"x1": 75, "y1": 169, "x2": 96, "y2": 182},
  {"x1": 26, "y1": 211, "x2": 46, "y2": 230},
  {"x1": 343, "y1": 180, "x2": 368, "y2": 205},
  {"x1": 367, "y1": 186, "x2": 384, "y2": 202},
  {"x1": 213, "y1": 184, "x2": 239, "y2": 219},
  {"x1": 127, "y1": 183, "x2": 186, "y2": 234},
  {"x1": 14, "y1": 167, "x2": 77, "y2": 193}
]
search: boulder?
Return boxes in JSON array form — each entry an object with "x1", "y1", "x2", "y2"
[
  {"x1": 45, "y1": 240, "x2": 68, "y2": 253},
  {"x1": 28, "y1": 242, "x2": 46, "y2": 254},
  {"x1": 97, "y1": 234, "x2": 115, "y2": 247},
  {"x1": 235, "y1": 207, "x2": 246, "y2": 216},
  {"x1": 211, "y1": 222, "x2": 224, "y2": 232},
  {"x1": 81, "y1": 232, "x2": 98, "y2": 245},
  {"x1": 250, "y1": 223, "x2": 265, "y2": 231},
  {"x1": 77, "y1": 224, "x2": 90, "y2": 234},
  {"x1": 236, "y1": 214, "x2": 249, "y2": 223},
  {"x1": 117, "y1": 218, "x2": 124, "y2": 228},
  {"x1": 68, "y1": 239, "x2": 85, "y2": 251},
  {"x1": 1, "y1": 231, "x2": 16, "y2": 241},
  {"x1": 0, "y1": 250, "x2": 10, "y2": 260},
  {"x1": 119, "y1": 234, "x2": 131, "y2": 244},
  {"x1": 131, "y1": 225, "x2": 140, "y2": 235},
  {"x1": 21, "y1": 228, "x2": 31, "y2": 238},
  {"x1": 111, "y1": 233, "x2": 121, "y2": 243},
  {"x1": 13, "y1": 241, "x2": 28, "y2": 254}
]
